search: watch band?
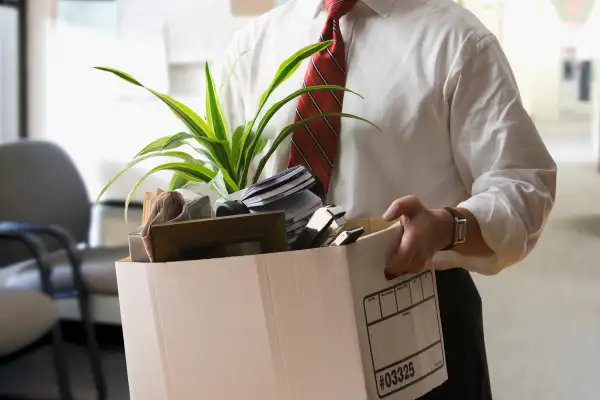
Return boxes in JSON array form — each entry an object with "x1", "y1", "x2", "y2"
[{"x1": 441, "y1": 207, "x2": 467, "y2": 251}]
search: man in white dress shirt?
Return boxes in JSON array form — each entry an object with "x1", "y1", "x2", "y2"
[{"x1": 217, "y1": 0, "x2": 557, "y2": 398}]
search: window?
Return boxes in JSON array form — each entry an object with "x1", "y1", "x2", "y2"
[{"x1": 0, "y1": 0, "x2": 22, "y2": 142}]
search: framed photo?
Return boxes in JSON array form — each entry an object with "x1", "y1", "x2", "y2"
[{"x1": 148, "y1": 211, "x2": 289, "y2": 262}]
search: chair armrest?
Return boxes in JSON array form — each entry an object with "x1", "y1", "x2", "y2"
[
  {"x1": 0, "y1": 222, "x2": 88, "y2": 296},
  {"x1": 0, "y1": 230, "x2": 55, "y2": 296}
]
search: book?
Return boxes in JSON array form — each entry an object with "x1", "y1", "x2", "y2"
[{"x1": 242, "y1": 166, "x2": 323, "y2": 240}]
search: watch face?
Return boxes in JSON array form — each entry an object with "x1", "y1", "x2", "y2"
[{"x1": 455, "y1": 218, "x2": 467, "y2": 243}]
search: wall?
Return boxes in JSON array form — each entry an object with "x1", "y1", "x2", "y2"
[
  {"x1": 0, "y1": 5, "x2": 19, "y2": 142},
  {"x1": 462, "y1": 0, "x2": 599, "y2": 124},
  {"x1": 527, "y1": 0, "x2": 599, "y2": 123},
  {"x1": 33, "y1": 0, "x2": 600, "y2": 203},
  {"x1": 29, "y1": 0, "x2": 272, "y2": 202}
]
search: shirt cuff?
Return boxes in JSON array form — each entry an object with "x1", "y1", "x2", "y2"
[{"x1": 434, "y1": 193, "x2": 528, "y2": 275}]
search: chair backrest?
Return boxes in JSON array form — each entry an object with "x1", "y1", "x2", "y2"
[{"x1": 0, "y1": 140, "x2": 90, "y2": 266}]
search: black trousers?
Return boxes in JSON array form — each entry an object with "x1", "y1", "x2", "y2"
[{"x1": 418, "y1": 269, "x2": 493, "y2": 400}]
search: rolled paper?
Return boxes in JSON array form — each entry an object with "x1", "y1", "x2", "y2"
[{"x1": 140, "y1": 190, "x2": 190, "y2": 262}]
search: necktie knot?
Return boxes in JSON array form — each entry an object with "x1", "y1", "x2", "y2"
[{"x1": 323, "y1": 0, "x2": 357, "y2": 19}]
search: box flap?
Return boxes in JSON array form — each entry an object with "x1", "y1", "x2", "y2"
[{"x1": 345, "y1": 217, "x2": 399, "y2": 236}]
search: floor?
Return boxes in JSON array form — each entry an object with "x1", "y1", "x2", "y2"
[
  {"x1": 1, "y1": 123, "x2": 599, "y2": 399},
  {"x1": 473, "y1": 163, "x2": 600, "y2": 400}
]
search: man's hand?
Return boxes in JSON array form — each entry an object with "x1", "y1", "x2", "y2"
[{"x1": 382, "y1": 196, "x2": 454, "y2": 279}]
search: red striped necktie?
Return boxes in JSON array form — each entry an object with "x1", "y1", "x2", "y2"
[{"x1": 287, "y1": 0, "x2": 358, "y2": 194}]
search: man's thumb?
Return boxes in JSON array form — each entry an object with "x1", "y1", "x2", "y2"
[{"x1": 383, "y1": 195, "x2": 422, "y2": 221}]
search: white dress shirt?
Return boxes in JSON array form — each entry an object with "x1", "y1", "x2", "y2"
[{"x1": 216, "y1": 0, "x2": 557, "y2": 275}]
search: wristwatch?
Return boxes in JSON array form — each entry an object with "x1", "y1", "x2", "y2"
[{"x1": 441, "y1": 207, "x2": 467, "y2": 251}]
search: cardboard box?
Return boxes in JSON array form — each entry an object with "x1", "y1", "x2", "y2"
[{"x1": 115, "y1": 221, "x2": 447, "y2": 400}]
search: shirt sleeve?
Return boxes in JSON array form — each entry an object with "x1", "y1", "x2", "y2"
[{"x1": 443, "y1": 34, "x2": 557, "y2": 275}]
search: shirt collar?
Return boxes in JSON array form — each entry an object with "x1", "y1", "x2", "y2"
[{"x1": 311, "y1": 0, "x2": 396, "y2": 18}]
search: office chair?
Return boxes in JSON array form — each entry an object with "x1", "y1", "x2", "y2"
[
  {"x1": 0, "y1": 231, "x2": 72, "y2": 399},
  {"x1": 0, "y1": 140, "x2": 123, "y2": 400}
]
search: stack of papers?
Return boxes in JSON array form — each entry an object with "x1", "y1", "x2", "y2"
[{"x1": 242, "y1": 166, "x2": 323, "y2": 242}]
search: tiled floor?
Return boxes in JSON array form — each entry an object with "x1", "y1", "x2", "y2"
[{"x1": 1, "y1": 125, "x2": 599, "y2": 399}]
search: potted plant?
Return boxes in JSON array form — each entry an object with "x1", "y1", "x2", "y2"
[{"x1": 94, "y1": 40, "x2": 377, "y2": 214}]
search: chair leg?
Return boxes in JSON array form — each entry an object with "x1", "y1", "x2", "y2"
[
  {"x1": 76, "y1": 292, "x2": 107, "y2": 400},
  {"x1": 49, "y1": 323, "x2": 74, "y2": 400}
]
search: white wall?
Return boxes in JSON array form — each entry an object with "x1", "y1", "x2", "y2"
[
  {"x1": 32, "y1": 0, "x2": 254, "y2": 202},
  {"x1": 499, "y1": 0, "x2": 538, "y2": 115},
  {"x1": 522, "y1": 0, "x2": 599, "y2": 123},
  {"x1": 33, "y1": 0, "x2": 600, "y2": 203},
  {"x1": 462, "y1": 0, "x2": 599, "y2": 124},
  {"x1": 29, "y1": 0, "x2": 277, "y2": 207}
]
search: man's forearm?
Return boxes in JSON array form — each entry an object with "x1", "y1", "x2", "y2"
[
  {"x1": 456, "y1": 207, "x2": 494, "y2": 256},
  {"x1": 431, "y1": 207, "x2": 494, "y2": 257}
]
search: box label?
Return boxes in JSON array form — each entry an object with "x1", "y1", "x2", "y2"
[{"x1": 363, "y1": 270, "x2": 445, "y2": 398}]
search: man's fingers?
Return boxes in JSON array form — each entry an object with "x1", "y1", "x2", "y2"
[
  {"x1": 385, "y1": 230, "x2": 417, "y2": 276},
  {"x1": 383, "y1": 195, "x2": 422, "y2": 221}
]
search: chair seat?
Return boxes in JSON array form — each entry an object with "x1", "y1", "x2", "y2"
[
  {"x1": 3, "y1": 246, "x2": 129, "y2": 295},
  {"x1": 0, "y1": 289, "x2": 58, "y2": 357}
]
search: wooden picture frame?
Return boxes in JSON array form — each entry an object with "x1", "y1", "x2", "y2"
[{"x1": 148, "y1": 211, "x2": 288, "y2": 262}]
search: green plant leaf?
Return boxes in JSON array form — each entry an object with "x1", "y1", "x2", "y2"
[
  {"x1": 169, "y1": 173, "x2": 190, "y2": 190},
  {"x1": 187, "y1": 144, "x2": 218, "y2": 166},
  {"x1": 219, "y1": 169, "x2": 240, "y2": 194},
  {"x1": 256, "y1": 85, "x2": 362, "y2": 138},
  {"x1": 161, "y1": 132, "x2": 232, "y2": 178},
  {"x1": 162, "y1": 132, "x2": 225, "y2": 150},
  {"x1": 94, "y1": 66, "x2": 215, "y2": 140},
  {"x1": 94, "y1": 66, "x2": 143, "y2": 86},
  {"x1": 241, "y1": 84, "x2": 363, "y2": 183},
  {"x1": 236, "y1": 40, "x2": 334, "y2": 172},
  {"x1": 208, "y1": 169, "x2": 230, "y2": 199},
  {"x1": 135, "y1": 133, "x2": 188, "y2": 157},
  {"x1": 125, "y1": 162, "x2": 217, "y2": 219},
  {"x1": 219, "y1": 49, "x2": 251, "y2": 93},
  {"x1": 205, "y1": 63, "x2": 230, "y2": 142},
  {"x1": 166, "y1": 95, "x2": 215, "y2": 139},
  {"x1": 254, "y1": 136, "x2": 269, "y2": 157},
  {"x1": 251, "y1": 112, "x2": 381, "y2": 184},
  {"x1": 237, "y1": 129, "x2": 266, "y2": 186},
  {"x1": 161, "y1": 132, "x2": 195, "y2": 149},
  {"x1": 230, "y1": 125, "x2": 246, "y2": 177},
  {"x1": 258, "y1": 40, "x2": 333, "y2": 108},
  {"x1": 95, "y1": 151, "x2": 201, "y2": 206},
  {"x1": 148, "y1": 88, "x2": 215, "y2": 139}
]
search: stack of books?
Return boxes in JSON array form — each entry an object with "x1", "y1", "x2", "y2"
[{"x1": 241, "y1": 166, "x2": 323, "y2": 244}]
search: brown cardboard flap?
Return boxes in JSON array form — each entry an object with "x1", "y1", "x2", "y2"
[{"x1": 345, "y1": 218, "x2": 399, "y2": 235}]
